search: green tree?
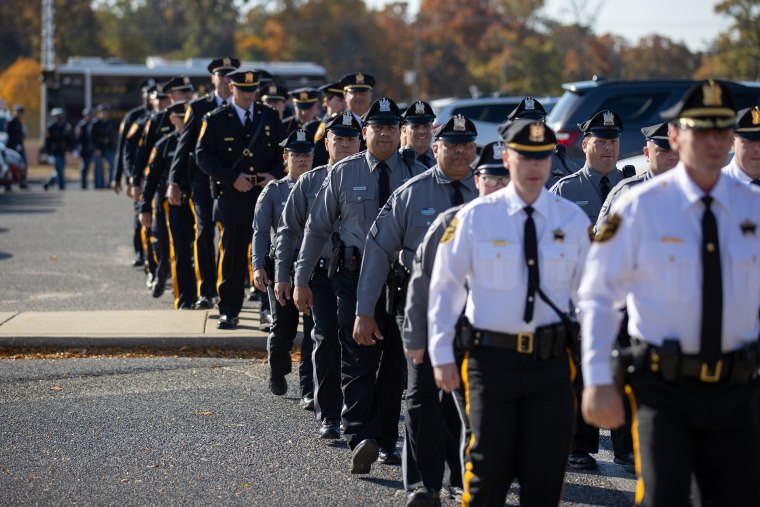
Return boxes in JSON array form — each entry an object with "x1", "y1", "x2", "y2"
[{"x1": 697, "y1": 0, "x2": 760, "y2": 80}]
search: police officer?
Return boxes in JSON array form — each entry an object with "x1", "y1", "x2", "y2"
[
  {"x1": 293, "y1": 97, "x2": 424, "y2": 474},
  {"x1": 355, "y1": 114, "x2": 479, "y2": 506},
  {"x1": 42, "y1": 108, "x2": 74, "y2": 190},
  {"x1": 503, "y1": 96, "x2": 583, "y2": 187},
  {"x1": 283, "y1": 88, "x2": 320, "y2": 133},
  {"x1": 550, "y1": 110, "x2": 625, "y2": 224},
  {"x1": 196, "y1": 68, "x2": 285, "y2": 329},
  {"x1": 318, "y1": 82, "x2": 346, "y2": 119},
  {"x1": 580, "y1": 79, "x2": 760, "y2": 506},
  {"x1": 7, "y1": 105, "x2": 26, "y2": 164},
  {"x1": 596, "y1": 122, "x2": 680, "y2": 231},
  {"x1": 429, "y1": 119, "x2": 591, "y2": 507},
  {"x1": 91, "y1": 104, "x2": 116, "y2": 189},
  {"x1": 340, "y1": 73, "x2": 375, "y2": 119},
  {"x1": 274, "y1": 111, "x2": 362, "y2": 438},
  {"x1": 253, "y1": 129, "x2": 315, "y2": 404},
  {"x1": 400, "y1": 101, "x2": 436, "y2": 169},
  {"x1": 75, "y1": 108, "x2": 95, "y2": 189},
  {"x1": 404, "y1": 141, "x2": 510, "y2": 506},
  {"x1": 723, "y1": 106, "x2": 760, "y2": 189},
  {"x1": 169, "y1": 57, "x2": 241, "y2": 310},
  {"x1": 259, "y1": 83, "x2": 289, "y2": 121}
]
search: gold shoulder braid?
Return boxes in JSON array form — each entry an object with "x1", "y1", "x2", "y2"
[
  {"x1": 595, "y1": 214, "x2": 622, "y2": 242},
  {"x1": 587, "y1": 225, "x2": 595, "y2": 242},
  {"x1": 440, "y1": 217, "x2": 459, "y2": 244}
]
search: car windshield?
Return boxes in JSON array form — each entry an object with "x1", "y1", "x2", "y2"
[{"x1": 546, "y1": 91, "x2": 582, "y2": 125}]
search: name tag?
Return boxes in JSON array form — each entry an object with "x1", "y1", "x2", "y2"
[
  {"x1": 281, "y1": 201, "x2": 288, "y2": 206},
  {"x1": 420, "y1": 208, "x2": 436, "y2": 216},
  {"x1": 353, "y1": 186, "x2": 367, "y2": 191},
  {"x1": 224, "y1": 137, "x2": 234, "y2": 142},
  {"x1": 661, "y1": 236, "x2": 683, "y2": 244},
  {"x1": 575, "y1": 200, "x2": 589, "y2": 206},
  {"x1": 491, "y1": 240, "x2": 509, "y2": 246}
]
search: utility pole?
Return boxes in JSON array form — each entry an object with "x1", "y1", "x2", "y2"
[{"x1": 41, "y1": 0, "x2": 55, "y2": 136}]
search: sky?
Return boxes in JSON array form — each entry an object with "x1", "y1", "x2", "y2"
[{"x1": 366, "y1": 0, "x2": 733, "y2": 52}]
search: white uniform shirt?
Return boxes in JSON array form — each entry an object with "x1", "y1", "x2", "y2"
[
  {"x1": 723, "y1": 158, "x2": 760, "y2": 192},
  {"x1": 427, "y1": 184, "x2": 591, "y2": 367},
  {"x1": 579, "y1": 162, "x2": 760, "y2": 386}
]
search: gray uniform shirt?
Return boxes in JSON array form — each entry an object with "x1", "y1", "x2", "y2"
[
  {"x1": 274, "y1": 164, "x2": 333, "y2": 284},
  {"x1": 402, "y1": 205, "x2": 463, "y2": 350},
  {"x1": 294, "y1": 150, "x2": 425, "y2": 287},
  {"x1": 549, "y1": 163, "x2": 624, "y2": 223},
  {"x1": 356, "y1": 166, "x2": 478, "y2": 315},
  {"x1": 594, "y1": 170, "x2": 654, "y2": 232},
  {"x1": 547, "y1": 152, "x2": 583, "y2": 188},
  {"x1": 252, "y1": 175, "x2": 295, "y2": 271}
]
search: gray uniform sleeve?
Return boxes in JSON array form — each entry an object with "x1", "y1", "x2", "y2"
[
  {"x1": 295, "y1": 171, "x2": 340, "y2": 287},
  {"x1": 275, "y1": 177, "x2": 309, "y2": 284},
  {"x1": 252, "y1": 182, "x2": 277, "y2": 271}
]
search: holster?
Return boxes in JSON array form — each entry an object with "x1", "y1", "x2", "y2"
[
  {"x1": 209, "y1": 178, "x2": 221, "y2": 199},
  {"x1": 327, "y1": 233, "x2": 344, "y2": 280},
  {"x1": 454, "y1": 315, "x2": 475, "y2": 351},
  {"x1": 385, "y1": 262, "x2": 409, "y2": 315},
  {"x1": 264, "y1": 254, "x2": 275, "y2": 283}
]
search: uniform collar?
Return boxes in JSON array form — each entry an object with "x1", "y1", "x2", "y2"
[
  {"x1": 582, "y1": 162, "x2": 617, "y2": 184},
  {"x1": 722, "y1": 157, "x2": 752, "y2": 185},
  {"x1": 431, "y1": 165, "x2": 476, "y2": 189},
  {"x1": 503, "y1": 183, "x2": 550, "y2": 218},
  {"x1": 231, "y1": 100, "x2": 254, "y2": 124},
  {"x1": 674, "y1": 162, "x2": 731, "y2": 211},
  {"x1": 367, "y1": 151, "x2": 400, "y2": 173},
  {"x1": 214, "y1": 93, "x2": 229, "y2": 107}
]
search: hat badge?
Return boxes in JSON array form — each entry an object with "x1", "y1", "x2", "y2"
[
  {"x1": 379, "y1": 98, "x2": 391, "y2": 113},
  {"x1": 183, "y1": 76, "x2": 191, "y2": 85},
  {"x1": 269, "y1": 85, "x2": 277, "y2": 94},
  {"x1": 222, "y1": 57, "x2": 231, "y2": 66},
  {"x1": 296, "y1": 130, "x2": 306, "y2": 142},
  {"x1": 528, "y1": 122, "x2": 545, "y2": 142},
  {"x1": 300, "y1": 92, "x2": 309, "y2": 101},
  {"x1": 341, "y1": 111, "x2": 352, "y2": 126},
  {"x1": 603, "y1": 111, "x2": 615, "y2": 127},
  {"x1": 356, "y1": 73, "x2": 365, "y2": 84},
  {"x1": 415, "y1": 101, "x2": 425, "y2": 114},
  {"x1": 525, "y1": 97, "x2": 535, "y2": 110},
  {"x1": 245, "y1": 72, "x2": 254, "y2": 83},
  {"x1": 453, "y1": 115, "x2": 466, "y2": 131},
  {"x1": 751, "y1": 107, "x2": 760, "y2": 126},
  {"x1": 492, "y1": 142, "x2": 505, "y2": 159},
  {"x1": 702, "y1": 81, "x2": 722, "y2": 107}
]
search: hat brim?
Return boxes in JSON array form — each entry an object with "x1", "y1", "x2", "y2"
[
  {"x1": 344, "y1": 86, "x2": 373, "y2": 92},
  {"x1": 263, "y1": 96, "x2": 286, "y2": 102},
  {"x1": 403, "y1": 116, "x2": 435, "y2": 125},
  {"x1": 587, "y1": 129, "x2": 622, "y2": 139},
  {"x1": 475, "y1": 165, "x2": 509, "y2": 175},
  {"x1": 231, "y1": 82, "x2": 260, "y2": 89},
  {"x1": 735, "y1": 130, "x2": 760, "y2": 141},
  {"x1": 648, "y1": 138, "x2": 672, "y2": 150},
  {"x1": 365, "y1": 116, "x2": 401, "y2": 126},
  {"x1": 285, "y1": 145, "x2": 315, "y2": 153},
  {"x1": 294, "y1": 101, "x2": 317, "y2": 109},
  {"x1": 436, "y1": 134, "x2": 477, "y2": 143},
  {"x1": 327, "y1": 127, "x2": 361, "y2": 137},
  {"x1": 676, "y1": 117, "x2": 735, "y2": 130},
  {"x1": 211, "y1": 67, "x2": 237, "y2": 76}
]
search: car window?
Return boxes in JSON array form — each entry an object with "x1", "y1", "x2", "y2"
[
  {"x1": 596, "y1": 92, "x2": 670, "y2": 124},
  {"x1": 451, "y1": 103, "x2": 520, "y2": 123},
  {"x1": 547, "y1": 91, "x2": 583, "y2": 125}
]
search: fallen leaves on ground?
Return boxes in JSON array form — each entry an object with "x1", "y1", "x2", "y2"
[{"x1": 0, "y1": 346, "x2": 274, "y2": 361}]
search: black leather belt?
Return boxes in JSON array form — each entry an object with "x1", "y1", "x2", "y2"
[
  {"x1": 474, "y1": 323, "x2": 568, "y2": 359},
  {"x1": 316, "y1": 257, "x2": 329, "y2": 271}
]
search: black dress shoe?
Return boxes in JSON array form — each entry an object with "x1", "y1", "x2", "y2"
[
  {"x1": 269, "y1": 373, "x2": 287, "y2": 395},
  {"x1": 407, "y1": 486, "x2": 441, "y2": 507},
  {"x1": 613, "y1": 452, "x2": 636, "y2": 474},
  {"x1": 568, "y1": 450, "x2": 597, "y2": 470},
  {"x1": 247, "y1": 290, "x2": 258, "y2": 302},
  {"x1": 318, "y1": 421, "x2": 340, "y2": 440},
  {"x1": 151, "y1": 275, "x2": 166, "y2": 298},
  {"x1": 350, "y1": 439, "x2": 379, "y2": 474},
  {"x1": 193, "y1": 296, "x2": 213, "y2": 310},
  {"x1": 300, "y1": 395, "x2": 314, "y2": 411},
  {"x1": 259, "y1": 309, "x2": 273, "y2": 331},
  {"x1": 131, "y1": 256, "x2": 144, "y2": 267},
  {"x1": 217, "y1": 314, "x2": 238, "y2": 330},
  {"x1": 378, "y1": 448, "x2": 401, "y2": 465},
  {"x1": 440, "y1": 485, "x2": 464, "y2": 503}
]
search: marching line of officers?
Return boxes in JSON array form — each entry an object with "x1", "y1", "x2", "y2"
[{"x1": 109, "y1": 59, "x2": 760, "y2": 507}]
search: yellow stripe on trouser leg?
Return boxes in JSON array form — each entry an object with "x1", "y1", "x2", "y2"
[
  {"x1": 247, "y1": 243, "x2": 253, "y2": 285},
  {"x1": 625, "y1": 384, "x2": 644, "y2": 505},
  {"x1": 140, "y1": 226, "x2": 149, "y2": 267},
  {"x1": 164, "y1": 201, "x2": 180, "y2": 310},
  {"x1": 188, "y1": 198, "x2": 203, "y2": 297},
  {"x1": 216, "y1": 227, "x2": 225, "y2": 295},
  {"x1": 566, "y1": 348, "x2": 577, "y2": 383},
  {"x1": 461, "y1": 352, "x2": 475, "y2": 507}
]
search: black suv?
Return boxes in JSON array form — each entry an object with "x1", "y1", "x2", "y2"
[{"x1": 547, "y1": 78, "x2": 760, "y2": 159}]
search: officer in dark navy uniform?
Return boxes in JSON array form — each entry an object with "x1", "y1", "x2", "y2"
[
  {"x1": 169, "y1": 57, "x2": 241, "y2": 310},
  {"x1": 259, "y1": 83, "x2": 289, "y2": 121},
  {"x1": 196, "y1": 68, "x2": 286, "y2": 329},
  {"x1": 400, "y1": 101, "x2": 436, "y2": 169},
  {"x1": 340, "y1": 73, "x2": 375, "y2": 119},
  {"x1": 318, "y1": 82, "x2": 346, "y2": 120}
]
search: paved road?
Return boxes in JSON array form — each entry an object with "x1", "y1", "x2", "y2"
[{"x1": 0, "y1": 186, "x2": 635, "y2": 506}]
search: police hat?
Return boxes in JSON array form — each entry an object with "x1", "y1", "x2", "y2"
[
  {"x1": 163, "y1": 76, "x2": 194, "y2": 93},
  {"x1": 279, "y1": 129, "x2": 315, "y2": 153},
  {"x1": 506, "y1": 96, "x2": 548, "y2": 122},
  {"x1": 139, "y1": 78, "x2": 156, "y2": 92},
  {"x1": 167, "y1": 101, "x2": 188, "y2": 116},
  {"x1": 95, "y1": 103, "x2": 110, "y2": 113},
  {"x1": 227, "y1": 69, "x2": 261, "y2": 89},
  {"x1": 207, "y1": 56, "x2": 240, "y2": 75},
  {"x1": 660, "y1": 80, "x2": 736, "y2": 129},
  {"x1": 51, "y1": 107, "x2": 64, "y2": 117},
  {"x1": 340, "y1": 73, "x2": 375, "y2": 92},
  {"x1": 433, "y1": 114, "x2": 477, "y2": 143},
  {"x1": 402, "y1": 101, "x2": 436, "y2": 125},
  {"x1": 319, "y1": 82, "x2": 344, "y2": 99},
  {"x1": 325, "y1": 111, "x2": 362, "y2": 137},
  {"x1": 578, "y1": 110, "x2": 623, "y2": 139},
  {"x1": 81, "y1": 108, "x2": 91, "y2": 116},
  {"x1": 13, "y1": 104, "x2": 24, "y2": 113},
  {"x1": 501, "y1": 118, "x2": 557, "y2": 159},
  {"x1": 362, "y1": 97, "x2": 402, "y2": 126},
  {"x1": 150, "y1": 82, "x2": 169, "y2": 100},
  {"x1": 641, "y1": 122, "x2": 671, "y2": 150},
  {"x1": 290, "y1": 87, "x2": 319, "y2": 109},
  {"x1": 472, "y1": 141, "x2": 509, "y2": 176},
  {"x1": 253, "y1": 69, "x2": 274, "y2": 86},
  {"x1": 733, "y1": 106, "x2": 760, "y2": 141},
  {"x1": 260, "y1": 83, "x2": 289, "y2": 102}
]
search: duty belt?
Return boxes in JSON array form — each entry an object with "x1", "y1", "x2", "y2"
[
  {"x1": 474, "y1": 323, "x2": 568, "y2": 359},
  {"x1": 242, "y1": 174, "x2": 259, "y2": 185}
]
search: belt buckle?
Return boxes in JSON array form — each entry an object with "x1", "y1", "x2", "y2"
[
  {"x1": 517, "y1": 333, "x2": 534, "y2": 354},
  {"x1": 700, "y1": 360, "x2": 723, "y2": 383},
  {"x1": 242, "y1": 148, "x2": 252, "y2": 157},
  {"x1": 245, "y1": 174, "x2": 258, "y2": 185}
]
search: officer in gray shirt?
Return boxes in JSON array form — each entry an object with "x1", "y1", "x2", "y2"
[
  {"x1": 550, "y1": 110, "x2": 625, "y2": 225},
  {"x1": 273, "y1": 111, "x2": 363, "y2": 440},
  {"x1": 252, "y1": 129, "x2": 315, "y2": 406},
  {"x1": 293, "y1": 97, "x2": 426, "y2": 475},
  {"x1": 400, "y1": 101, "x2": 436, "y2": 169}
]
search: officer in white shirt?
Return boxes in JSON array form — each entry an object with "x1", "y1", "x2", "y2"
[
  {"x1": 580, "y1": 80, "x2": 760, "y2": 506},
  {"x1": 722, "y1": 105, "x2": 760, "y2": 189},
  {"x1": 428, "y1": 119, "x2": 591, "y2": 506}
]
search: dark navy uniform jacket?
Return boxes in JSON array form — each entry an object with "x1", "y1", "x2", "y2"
[{"x1": 140, "y1": 131, "x2": 178, "y2": 214}]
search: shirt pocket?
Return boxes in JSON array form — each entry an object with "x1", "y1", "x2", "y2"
[
  {"x1": 472, "y1": 241, "x2": 520, "y2": 290},
  {"x1": 728, "y1": 241, "x2": 760, "y2": 301},
  {"x1": 541, "y1": 243, "x2": 579, "y2": 290},
  {"x1": 638, "y1": 241, "x2": 699, "y2": 302},
  {"x1": 345, "y1": 190, "x2": 368, "y2": 229}
]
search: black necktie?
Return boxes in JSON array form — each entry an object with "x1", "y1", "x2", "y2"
[
  {"x1": 600, "y1": 175, "x2": 611, "y2": 202},
  {"x1": 244, "y1": 110, "x2": 252, "y2": 130},
  {"x1": 752, "y1": 178, "x2": 760, "y2": 186},
  {"x1": 418, "y1": 153, "x2": 432, "y2": 168},
  {"x1": 377, "y1": 161, "x2": 390, "y2": 208},
  {"x1": 523, "y1": 206, "x2": 539, "y2": 323},
  {"x1": 451, "y1": 180, "x2": 464, "y2": 206},
  {"x1": 700, "y1": 196, "x2": 723, "y2": 366}
]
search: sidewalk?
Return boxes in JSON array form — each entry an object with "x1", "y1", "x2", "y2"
[{"x1": 0, "y1": 308, "x2": 277, "y2": 349}]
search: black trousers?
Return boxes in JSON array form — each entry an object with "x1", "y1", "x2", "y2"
[
  {"x1": 132, "y1": 201, "x2": 144, "y2": 261},
  {"x1": 463, "y1": 347, "x2": 574, "y2": 507},
  {"x1": 167, "y1": 200, "x2": 197, "y2": 309},
  {"x1": 309, "y1": 267, "x2": 343, "y2": 424},
  {"x1": 332, "y1": 269, "x2": 405, "y2": 451},
  {"x1": 403, "y1": 350, "x2": 464, "y2": 492},
  {"x1": 216, "y1": 222, "x2": 251, "y2": 317},
  {"x1": 627, "y1": 371, "x2": 760, "y2": 507},
  {"x1": 266, "y1": 285, "x2": 314, "y2": 397},
  {"x1": 151, "y1": 193, "x2": 170, "y2": 282},
  {"x1": 191, "y1": 178, "x2": 217, "y2": 299}
]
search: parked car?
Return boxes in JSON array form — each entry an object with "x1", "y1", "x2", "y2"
[
  {"x1": 430, "y1": 96, "x2": 557, "y2": 148},
  {"x1": 547, "y1": 78, "x2": 760, "y2": 159},
  {"x1": 0, "y1": 143, "x2": 27, "y2": 188}
]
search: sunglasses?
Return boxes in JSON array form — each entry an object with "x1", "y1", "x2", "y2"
[{"x1": 480, "y1": 175, "x2": 510, "y2": 187}]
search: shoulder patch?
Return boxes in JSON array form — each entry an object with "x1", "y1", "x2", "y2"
[
  {"x1": 594, "y1": 214, "x2": 621, "y2": 242},
  {"x1": 378, "y1": 201, "x2": 393, "y2": 218},
  {"x1": 440, "y1": 217, "x2": 459, "y2": 244},
  {"x1": 198, "y1": 121, "x2": 208, "y2": 142},
  {"x1": 148, "y1": 147, "x2": 157, "y2": 165},
  {"x1": 126, "y1": 123, "x2": 139, "y2": 139},
  {"x1": 183, "y1": 107, "x2": 193, "y2": 124}
]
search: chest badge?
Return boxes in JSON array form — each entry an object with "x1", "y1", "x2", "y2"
[
  {"x1": 552, "y1": 228, "x2": 565, "y2": 242},
  {"x1": 740, "y1": 219, "x2": 757, "y2": 237}
]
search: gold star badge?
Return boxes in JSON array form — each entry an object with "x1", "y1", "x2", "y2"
[
  {"x1": 740, "y1": 219, "x2": 756, "y2": 237},
  {"x1": 552, "y1": 228, "x2": 565, "y2": 242}
]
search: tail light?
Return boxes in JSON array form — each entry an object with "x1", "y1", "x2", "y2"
[{"x1": 555, "y1": 129, "x2": 581, "y2": 149}]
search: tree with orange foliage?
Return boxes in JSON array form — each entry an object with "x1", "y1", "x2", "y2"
[{"x1": 0, "y1": 58, "x2": 42, "y2": 137}]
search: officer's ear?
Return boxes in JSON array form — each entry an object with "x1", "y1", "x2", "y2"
[
  {"x1": 362, "y1": 125, "x2": 368, "y2": 141},
  {"x1": 642, "y1": 144, "x2": 650, "y2": 163},
  {"x1": 431, "y1": 140, "x2": 439, "y2": 156},
  {"x1": 501, "y1": 147, "x2": 510, "y2": 170}
]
